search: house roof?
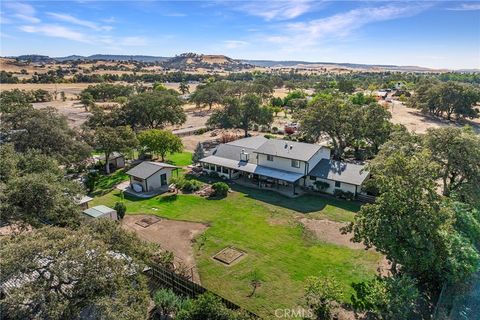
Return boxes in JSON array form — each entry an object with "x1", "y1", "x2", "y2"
[
  {"x1": 309, "y1": 159, "x2": 369, "y2": 185},
  {"x1": 83, "y1": 205, "x2": 115, "y2": 218},
  {"x1": 98, "y1": 151, "x2": 123, "y2": 161},
  {"x1": 200, "y1": 155, "x2": 304, "y2": 182},
  {"x1": 210, "y1": 144, "x2": 256, "y2": 161},
  {"x1": 126, "y1": 161, "x2": 177, "y2": 180},
  {"x1": 255, "y1": 139, "x2": 323, "y2": 161},
  {"x1": 227, "y1": 135, "x2": 268, "y2": 149},
  {"x1": 75, "y1": 195, "x2": 93, "y2": 205}
]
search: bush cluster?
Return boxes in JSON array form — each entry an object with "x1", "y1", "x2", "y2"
[
  {"x1": 171, "y1": 177, "x2": 202, "y2": 192},
  {"x1": 211, "y1": 182, "x2": 229, "y2": 198}
]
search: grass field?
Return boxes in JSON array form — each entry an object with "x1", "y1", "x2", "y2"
[{"x1": 92, "y1": 184, "x2": 379, "y2": 317}]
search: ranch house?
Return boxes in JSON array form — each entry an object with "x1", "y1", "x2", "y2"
[{"x1": 199, "y1": 136, "x2": 369, "y2": 197}]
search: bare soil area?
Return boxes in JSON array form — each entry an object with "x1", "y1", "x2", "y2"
[
  {"x1": 299, "y1": 217, "x2": 391, "y2": 277},
  {"x1": 32, "y1": 100, "x2": 91, "y2": 127},
  {"x1": 389, "y1": 100, "x2": 480, "y2": 133},
  {"x1": 121, "y1": 214, "x2": 207, "y2": 283},
  {"x1": 298, "y1": 217, "x2": 364, "y2": 249}
]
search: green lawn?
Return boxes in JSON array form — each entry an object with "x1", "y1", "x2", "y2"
[
  {"x1": 165, "y1": 151, "x2": 193, "y2": 166},
  {"x1": 92, "y1": 169, "x2": 128, "y2": 196},
  {"x1": 92, "y1": 186, "x2": 379, "y2": 317}
]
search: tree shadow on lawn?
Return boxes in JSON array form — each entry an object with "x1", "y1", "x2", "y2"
[{"x1": 229, "y1": 183, "x2": 361, "y2": 214}]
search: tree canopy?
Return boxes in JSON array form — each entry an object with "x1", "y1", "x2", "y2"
[
  {"x1": 0, "y1": 145, "x2": 82, "y2": 228},
  {"x1": 408, "y1": 80, "x2": 479, "y2": 120},
  {"x1": 91, "y1": 126, "x2": 138, "y2": 174},
  {"x1": 346, "y1": 132, "x2": 480, "y2": 290},
  {"x1": 299, "y1": 93, "x2": 391, "y2": 159},
  {"x1": 0, "y1": 221, "x2": 162, "y2": 320},
  {"x1": 122, "y1": 91, "x2": 186, "y2": 129},
  {"x1": 207, "y1": 94, "x2": 273, "y2": 137},
  {"x1": 138, "y1": 129, "x2": 183, "y2": 161}
]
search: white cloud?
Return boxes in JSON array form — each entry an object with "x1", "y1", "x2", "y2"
[
  {"x1": 224, "y1": 40, "x2": 249, "y2": 49},
  {"x1": 47, "y1": 12, "x2": 112, "y2": 31},
  {"x1": 265, "y1": 4, "x2": 430, "y2": 48},
  {"x1": 19, "y1": 24, "x2": 91, "y2": 43},
  {"x1": 232, "y1": 0, "x2": 315, "y2": 21},
  {"x1": 447, "y1": 3, "x2": 480, "y2": 11},
  {"x1": 4, "y1": 2, "x2": 40, "y2": 23}
]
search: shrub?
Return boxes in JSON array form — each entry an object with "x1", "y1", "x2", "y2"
[
  {"x1": 153, "y1": 288, "x2": 187, "y2": 318},
  {"x1": 314, "y1": 181, "x2": 330, "y2": 191},
  {"x1": 271, "y1": 126, "x2": 279, "y2": 133},
  {"x1": 177, "y1": 293, "x2": 252, "y2": 320},
  {"x1": 212, "y1": 182, "x2": 229, "y2": 198},
  {"x1": 114, "y1": 202, "x2": 126, "y2": 219},
  {"x1": 264, "y1": 134, "x2": 275, "y2": 139},
  {"x1": 208, "y1": 171, "x2": 220, "y2": 179},
  {"x1": 333, "y1": 189, "x2": 355, "y2": 201},
  {"x1": 171, "y1": 176, "x2": 202, "y2": 192},
  {"x1": 252, "y1": 124, "x2": 259, "y2": 131}
]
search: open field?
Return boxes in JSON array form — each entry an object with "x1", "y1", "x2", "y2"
[
  {"x1": 388, "y1": 100, "x2": 480, "y2": 133},
  {"x1": 91, "y1": 184, "x2": 380, "y2": 317}
]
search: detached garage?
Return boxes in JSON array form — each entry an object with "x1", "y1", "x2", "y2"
[{"x1": 126, "y1": 161, "x2": 178, "y2": 193}]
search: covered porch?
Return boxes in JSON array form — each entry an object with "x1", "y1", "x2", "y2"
[{"x1": 200, "y1": 156, "x2": 304, "y2": 197}]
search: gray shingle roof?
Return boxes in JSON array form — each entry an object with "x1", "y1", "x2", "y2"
[
  {"x1": 309, "y1": 159, "x2": 369, "y2": 185},
  {"x1": 255, "y1": 139, "x2": 323, "y2": 161},
  {"x1": 227, "y1": 135, "x2": 268, "y2": 149},
  {"x1": 126, "y1": 161, "x2": 177, "y2": 180},
  {"x1": 211, "y1": 144, "x2": 256, "y2": 161}
]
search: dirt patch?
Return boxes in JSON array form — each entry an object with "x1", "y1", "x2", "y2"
[
  {"x1": 135, "y1": 216, "x2": 161, "y2": 228},
  {"x1": 299, "y1": 218, "x2": 364, "y2": 249},
  {"x1": 389, "y1": 100, "x2": 479, "y2": 133},
  {"x1": 213, "y1": 247, "x2": 246, "y2": 265},
  {"x1": 122, "y1": 215, "x2": 207, "y2": 283}
]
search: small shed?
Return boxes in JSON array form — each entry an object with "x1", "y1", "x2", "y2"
[
  {"x1": 99, "y1": 152, "x2": 125, "y2": 172},
  {"x1": 83, "y1": 205, "x2": 117, "y2": 220},
  {"x1": 76, "y1": 195, "x2": 93, "y2": 210},
  {"x1": 126, "y1": 161, "x2": 178, "y2": 193}
]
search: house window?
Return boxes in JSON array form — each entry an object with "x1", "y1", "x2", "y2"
[
  {"x1": 222, "y1": 167, "x2": 229, "y2": 174},
  {"x1": 309, "y1": 176, "x2": 316, "y2": 181},
  {"x1": 216, "y1": 166, "x2": 221, "y2": 172},
  {"x1": 335, "y1": 181, "x2": 341, "y2": 188},
  {"x1": 267, "y1": 155, "x2": 274, "y2": 161},
  {"x1": 291, "y1": 159, "x2": 300, "y2": 168}
]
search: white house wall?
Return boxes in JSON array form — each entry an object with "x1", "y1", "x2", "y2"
[
  {"x1": 305, "y1": 176, "x2": 358, "y2": 195},
  {"x1": 256, "y1": 153, "x2": 306, "y2": 174},
  {"x1": 146, "y1": 168, "x2": 174, "y2": 191}
]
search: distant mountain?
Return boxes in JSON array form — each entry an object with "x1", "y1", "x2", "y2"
[
  {"x1": 162, "y1": 53, "x2": 252, "y2": 70},
  {"x1": 54, "y1": 54, "x2": 170, "y2": 62},
  {"x1": 5, "y1": 53, "x2": 477, "y2": 72}
]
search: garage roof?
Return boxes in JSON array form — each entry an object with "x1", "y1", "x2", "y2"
[{"x1": 126, "y1": 161, "x2": 177, "y2": 180}]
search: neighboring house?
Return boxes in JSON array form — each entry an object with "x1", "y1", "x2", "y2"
[
  {"x1": 99, "y1": 152, "x2": 125, "y2": 172},
  {"x1": 126, "y1": 161, "x2": 178, "y2": 193},
  {"x1": 82, "y1": 205, "x2": 117, "y2": 220},
  {"x1": 199, "y1": 136, "x2": 369, "y2": 197}
]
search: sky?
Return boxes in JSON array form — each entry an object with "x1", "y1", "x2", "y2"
[{"x1": 0, "y1": 1, "x2": 479, "y2": 69}]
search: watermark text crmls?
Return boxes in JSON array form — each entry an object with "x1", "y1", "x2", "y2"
[{"x1": 274, "y1": 308, "x2": 313, "y2": 318}]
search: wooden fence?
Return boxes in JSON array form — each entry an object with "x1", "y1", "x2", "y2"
[{"x1": 145, "y1": 265, "x2": 258, "y2": 318}]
